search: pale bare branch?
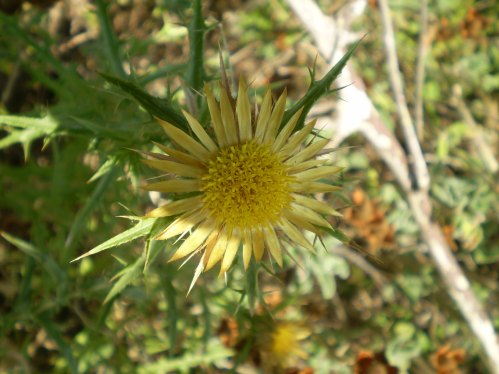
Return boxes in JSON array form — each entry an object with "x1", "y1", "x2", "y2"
[
  {"x1": 451, "y1": 84, "x2": 498, "y2": 173},
  {"x1": 377, "y1": 0, "x2": 430, "y2": 192},
  {"x1": 414, "y1": 0, "x2": 429, "y2": 140}
]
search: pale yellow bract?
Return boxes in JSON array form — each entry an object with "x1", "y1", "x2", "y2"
[{"x1": 143, "y1": 80, "x2": 342, "y2": 281}]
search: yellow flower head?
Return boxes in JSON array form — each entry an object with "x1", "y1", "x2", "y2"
[
  {"x1": 143, "y1": 80, "x2": 342, "y2": 277},
  {"x1": 259, "y1": 321, "x2": 310, "y2": 370}
]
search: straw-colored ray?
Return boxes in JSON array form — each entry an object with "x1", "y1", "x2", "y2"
[
  {"x1": 236, "y1": 80, "x2": 252, "y2": 142},
  {"x1": 182, "y1": 110, "x2": 218, "y2": 152},
  {"x1": 204, "y1": 84, "x2": 228, "y2": 147},
  {"x1": 157, "y1": 119, "x2": 212, "y2": 160},
  {"x1": 143, "y1": 179, "x2": 201, "y2": 193},
  {"x1": 142, "y1": 159, "x2": 202, "y2": 178},
  {"x1": 146, "y1": 196, "x2": 203, "y2": 218}
]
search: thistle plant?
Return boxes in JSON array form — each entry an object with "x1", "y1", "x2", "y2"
[
  {"x1": 2, "y1": 0, "x2": 497, "y2": 372},
  {"x1": 74, "y1": 48, "x2": 358, "y2": 293}
]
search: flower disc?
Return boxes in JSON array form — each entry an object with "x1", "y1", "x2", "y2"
[{"x1": 201, "y1": 141, "x2": 293, "y2": 229}]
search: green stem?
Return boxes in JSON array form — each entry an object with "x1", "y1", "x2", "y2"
[
  {"x1": 186, "y1": 0, "x2": 205, "y2": 110},
  {"x1": 96, "y1": 0, "x2": 126, "y2": 78}
]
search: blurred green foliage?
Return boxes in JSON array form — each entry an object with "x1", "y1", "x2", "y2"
[{"x1": 0, "y1": 0, "x2": 497, "y2": 373}]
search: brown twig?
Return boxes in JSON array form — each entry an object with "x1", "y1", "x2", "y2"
[
  {"x1": 331, "y1": 245, "x2": 387, "y2": 287},
  {"x1": 285, "y1": 0, "x2": 499, "y2": 371}
]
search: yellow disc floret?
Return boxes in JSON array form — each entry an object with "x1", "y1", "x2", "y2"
[{"x1": 201, "y1": 140, "x2": 293, "y2": 229}]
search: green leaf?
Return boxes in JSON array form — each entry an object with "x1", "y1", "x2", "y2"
[
  {"x1": 65, "y1": 165, "x2": 121, "y2": 259},
  {"x1": 386, "y1": 333, "x2": 423, "y2": 372},
  {"x1": 245, "y1": 260, "x2": 258, "y2": 315},
  {"x1": 104, "y1": 253, "x2": 145, "y2": 303},
  {"x1": 71, "y1": 218, "x2": 157, "y2": 262},
  {"x1": 87, "y1": 156, "x2": 119, "y2": 184},
  {"x1": 323, "y1": 226, "x2": 350, "y2": 244},
  {"x1": 474, "y1": 238, "x2": 499, "y2": 265},
  {"x1": 306, "y1": 254, "x2": 340, "y2": 299},
  {"x1": 1, "y1": 232, "x2": 65, "y2": 284},
  {"x1": 282, "y1": 38, "x2": 363, "y2": 131},
  {"x1": 200, "y1": 291, "x2": 212, "y2": 351},
  {"x1": 0, "y1": 13, "x2": 72, "y2": 80},
  {"x1": 0, "y1": 115, "x2": 59, "y2": 159},
  {"x1": 100, "y1": 73, "x2": 189, "y2": 131},
  {"x1": 0, "y1": 128, "x2": 47, "y2": 160},
  {"x1": 144, "y1": 239, "x2": 166, "y2": 274},
  {"x1": 138, "y1": 341, "x2": 232, "y2": 373},
  {"x1": 162, "y1": 275, "x2": 177, "y2": 358},
  {"x1": 149, "y1": 216, "x2": 174, "y2": 238},
  {"x1": 0, "y1": 114, "x2": 58, "y2": 131},
  {"x1": 16, "y1": 258, "x2": 36, "y2": 311},
  {"x1": 69, "y1": 117, "x2": 131, "y2": 142},
  {"x1": 37, "y1": 313, "x2": 78, "y2": 374}
]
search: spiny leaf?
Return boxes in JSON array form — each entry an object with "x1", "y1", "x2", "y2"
[
  {"x1": 282, "y1": 38, "x2": 363, "y2": 131},
  {"x1": 0, "y1": 114, "x2": 59, "y2": 131},
  {"x1": 144, "y1": 239, "x2": 166, "y2": 274},
  {"x1": 1, "y1": 232, "x2": 65, "y2": 284},
  {"x1": 65, "y1": 165, "x2": 120, "y2": 258},
  {"x1": 0, "y1": 115, "x2": 59, "y2": 159},
  {"x1": 104, "y1": 253, "x2": 145, "y2": 303},
  {"x1": 187, "y1": 255, "x2": 205, "y2": 296},
  {"x1": 87, "y1": 156, "x2": 118, "y2": 184},
  {"x1": 323, "y1": 226, "x2": 351, "y2": 244},
  {"x1": 70, "y1": 117, "x2": 131, "y2": 142},
  {"x1": 100, "y1": 73, "x2": 189, "y2": 131},
  {"x1": 137, "y1": 342, "x2": 232, "y2": 373},
  {"x1": 0, "y1": 128, "x2": 47, "y2": 160},
  {"x1": 71, "y1": 218, "x2": 157, "y2": 262}
]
